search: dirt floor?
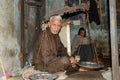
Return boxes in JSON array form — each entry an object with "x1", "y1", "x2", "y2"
[{"x1": 14, "y1": 55, "x2": 111, "y2": 80}]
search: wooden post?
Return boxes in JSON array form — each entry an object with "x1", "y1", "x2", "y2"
[
  {"x1": 109, "y1": 0, "x2": 120, "y2": 80},
  {"x1": 66, "y1": 23, "x2": 71, "y2": 56},
  {"x1": 20, "y1": 0, "x2": 25, "y2": 68}
]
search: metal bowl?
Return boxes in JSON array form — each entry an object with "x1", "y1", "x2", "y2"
[
  {"x1": 76, "y1": 61, "x2": 104, "y2": 69},
  {"x1": 29, "y1": 72, "x2": 58, "y2": 80}
]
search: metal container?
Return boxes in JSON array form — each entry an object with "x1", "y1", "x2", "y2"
[
  {"x1": 29, "y1": 72, "x2": 58, "y2": 80},
  {"x1": 76, "y1": 61, "x2": 104, "y2": 69}
]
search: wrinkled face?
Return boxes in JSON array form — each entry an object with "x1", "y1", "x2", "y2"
[
  {"x1": 49, "y1": 17, "x2": 62, "y2": 34},
  {"x1": 80, "y1": 30, "x2": 85, "y2": 37}
]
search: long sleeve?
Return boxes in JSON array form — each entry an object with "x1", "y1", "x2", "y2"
[
  {"x1": 56, "y1": 36, "x2": 68, "y2": 57},
  {"x1": 33, "y1": 31, "x2": 56, "y2": 65}
]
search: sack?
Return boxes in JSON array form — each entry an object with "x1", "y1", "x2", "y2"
[{"x1": 73, "y1": 44, "x2": 94, "y2": 62}]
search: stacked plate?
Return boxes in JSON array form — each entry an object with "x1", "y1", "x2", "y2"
[{"x1": 29, "y1": 72, "x2": 58, "y2": 80}]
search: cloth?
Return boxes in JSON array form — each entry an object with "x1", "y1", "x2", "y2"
[
  {"x1": 71, "y1": 35, "x2": 90, "y2": 55},
  {"x1": 89, "y1": 0, "x2": 100, "y2": 25},
  {"x1": 56, "y1": 71, "x2": 68, "y2": 80},
  {"x1": 71, "y1": 35, "x2": 94, "y2": 62},
  {"x1": 33, "y1": 27, "x2": 70, "y2": 73},
  {"x1": 73, "y1": 44, "x2": 94, "y2": 62}
]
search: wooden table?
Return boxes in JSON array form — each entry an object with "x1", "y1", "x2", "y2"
[{"x1": 65, "y1": 71, "x2": 105, "y2": 80}]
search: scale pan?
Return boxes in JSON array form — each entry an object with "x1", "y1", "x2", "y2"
[{"x1": 76, "y1": 61, "x2": 104, "y2": 69}]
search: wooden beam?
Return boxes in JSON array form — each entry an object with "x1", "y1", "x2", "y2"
[
  {"x1": 25, "y1": 0, "x2": 42, "y2": 6},
  {"x1": 109, "y1": 0, "x2": 120, "y2": 80},
  {"x1": 49, "y1": 6, "x2": 84, "y2": 17}
]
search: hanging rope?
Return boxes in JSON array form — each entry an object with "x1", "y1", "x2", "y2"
[{"x1": 86, "y1": 12, "x2": 99, "y2": 63}]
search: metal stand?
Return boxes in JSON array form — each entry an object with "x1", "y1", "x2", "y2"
[{"x1": 76, "y1": 13, "x2": 104, "y2": 69}]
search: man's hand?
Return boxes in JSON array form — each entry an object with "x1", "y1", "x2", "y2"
[{"x1": 69, "y1": 57, "x2": 77, "y2": 67}]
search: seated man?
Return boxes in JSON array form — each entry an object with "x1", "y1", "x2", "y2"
[{"x1": 33, "y1": 15, "x2": 70, "y2": 73}]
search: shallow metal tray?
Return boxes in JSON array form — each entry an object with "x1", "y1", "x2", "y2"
[
  {"x1": 29, "y1": 72, "x2": 58, "y2": 80},
  {"x1": 76, "y1": 61, "x2": 104, "y2": 69}
]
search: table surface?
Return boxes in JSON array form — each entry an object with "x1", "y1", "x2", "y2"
[{"x1": 65, "y1": 71, "x2": 105, "y2": 80}]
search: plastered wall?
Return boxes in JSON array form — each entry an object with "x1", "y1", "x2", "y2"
[{"x1": 0, "y1": 0, "x2": 21, "y2": 75}]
